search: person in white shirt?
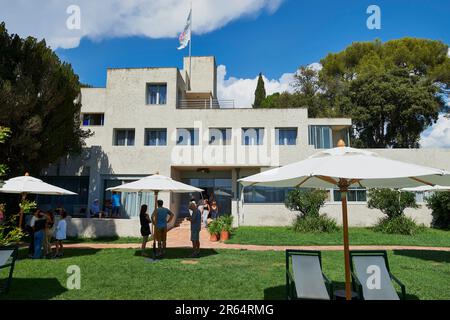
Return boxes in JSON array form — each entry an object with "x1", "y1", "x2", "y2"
[{"x1": 54, "y1": 211, "x2": 67, "y2": 258}]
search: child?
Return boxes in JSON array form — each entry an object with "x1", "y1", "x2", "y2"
[{"x1": 54, "y1": 211, "x2": 67, "y2": 258}]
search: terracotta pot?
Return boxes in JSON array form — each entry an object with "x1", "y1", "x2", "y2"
[
  {"x1": 209, "y1": 233, "x2": 219, "y2": 242},
  {"x1": 220, "y1": 231, "x2": 230, "y2": 241}
]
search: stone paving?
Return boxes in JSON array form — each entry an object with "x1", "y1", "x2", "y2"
[{"x1": 64, "y1": 221, "x2": 450, "y2": 252}]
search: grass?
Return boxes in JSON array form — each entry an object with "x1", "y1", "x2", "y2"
[
  {"x1": 225, "y1": 227, "x2": 450, "y2": 247},
  {"x1": 1, "y1": 248, "x2": 449, "y2": 300}
]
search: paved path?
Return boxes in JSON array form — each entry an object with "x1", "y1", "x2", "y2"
[{"x1": 64, "y1": 222, "x2": 450, "y2": 252}]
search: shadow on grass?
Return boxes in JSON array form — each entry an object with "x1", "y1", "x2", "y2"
[
  {"x1": 263, "y1": 285, "x2": 285, "y2": 300},
  {"x1": 17, "y1": 248, "x2": 102, "y2": 260},
  {"x1": 0, "y1": 278, "x2": 67, "y2": 300},
  {"x1": 331, "y1": 281, "x2": 419, "y2": 300},
  {"x1": 134, "y1": 247, "x2": 219, "y2": 260},
  {"x1": 393, "y1": 250, "x2": 450, "y2": 263}
]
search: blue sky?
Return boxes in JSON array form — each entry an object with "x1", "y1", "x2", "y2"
[{"x1": 53, "y1": 0, "x2": 450, "y2": 87}]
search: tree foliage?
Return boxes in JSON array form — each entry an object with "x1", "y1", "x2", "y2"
[
  {"x1": 253, "y1": 73, "x2": 266, "y2": 108},
  {"x1": 426, "y1": 192, "x2": 450, "y2": 229},
  {"x1": 367, "y1": 188, "x2": 418, "y2": 219},
  {"x1": 261, "y1": 38, "x2": 450, "y2": 147},
  {"x1": 0, "y1": 22, "x2": 90, "y2": 176},
  {"x1": 285, "y1": 188, "x2": 328, "y2": 217}
]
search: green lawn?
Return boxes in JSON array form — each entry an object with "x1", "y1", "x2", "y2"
[
  {"x1": 225, "y1": 227, "x2": 450, "y2": 247},
  {"x1": 1, "y1": 248, "x2": 449, "y2": 300}
]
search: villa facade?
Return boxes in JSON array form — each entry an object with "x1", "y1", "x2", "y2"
[{"x1": 41, "y1": 56, "x2": 450, "y2": 237}]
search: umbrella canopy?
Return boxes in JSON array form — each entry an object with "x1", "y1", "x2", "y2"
[
  {"x1": 0, "y1": 175, "x2": 77, "y2": 195},
  {"x1": 401, "y1": 185, "x2": 450, "y2": 192},
  {"x1": 106, "y1": 174, "x2": 203, "y2": 193},
  {"x1": 238, "y1": 145, "x2": 450, "y2": 300},
  {"x1": 239, "y1": 147, "x2": 450, "y2": 189}
]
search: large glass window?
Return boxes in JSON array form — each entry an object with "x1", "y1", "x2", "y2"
[
  {"x1": 114, "y1": 129, "x2": 135, "y2": 146},
  {"x1": 176, "y1": 128, "x2": 199, "y2": 145},
  {"x1": 145, "y1": 129, "x2": 167, "y2": 146},
  {"x1": 333, "y1": 188, "x2": 367, "y2": 202},
  {"x1": 36, "y1": 176, "x2": 89, "y2": 216},
  {"x1": 244, "y1": 186, "x2": 295, "y2": 203},
  {"x1": 276, "y1": 128, "x2": 297, "y2": 145},
  {"x1": 82, "y1": 113, "x2": 104, "y2": 126},
  {"x1": 146, "y1": 84, "x2": 167, "y2": 105},
  {"x1": 308, "y1": 125, "x2": 332, "y2": 149},
  {"x1": 209, "y1": 128, "x2": 231, "y2": 145},
  {"x1": 242, "y1": 128, "x2": 264, "y2": 145}
]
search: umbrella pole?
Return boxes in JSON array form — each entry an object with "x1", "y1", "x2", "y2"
[
  {"x1": 340, "y1": 182, "x2": 352, "y2": 301},
  {"x1": 152, "y1": 191, "x2": 159, "y2": 259},
  {"x1": 18, "y1": 192, "x2": 27, "y2": 228}
]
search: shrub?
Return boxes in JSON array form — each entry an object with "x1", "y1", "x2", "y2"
[
  {"x1": 426, "y1": 192, "x2": 450, "y2": 229},
  {"x1": 368, "y1": 188, "x2": 418, "y2": 218},
  {"x1": 285, "y1": 188, "x2": 328, "y2": 217},
  {"x1": 217, "y1": 215, "x2": 233, "y2": 232},
  {"x1": 292, "y1": 214, "x2": 339, "y2": 233},
  {"x1": 208, "y1": 219, "x2": 221, "y2": 235},
  {"x1": 373, "y1": 215, "x2": 425, "y2": 235}
]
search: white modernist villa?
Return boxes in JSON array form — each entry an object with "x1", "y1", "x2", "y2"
[{"x1": 40, "y1": 56, "x2": 450, "y2": 237}]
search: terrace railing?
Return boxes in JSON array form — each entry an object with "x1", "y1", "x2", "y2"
[{"x1": 177, "y1": 99, "x2": 235, "y2": 109}]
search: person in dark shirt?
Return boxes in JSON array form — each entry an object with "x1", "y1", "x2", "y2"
[
  {"x1": 33, "y1": 211, "x2": 47, "y2": 259},
  {"x1": 187, "y1": 201, "x2": 201, "y2": 258},
  {"x1": 139, "y1": 205, "x2": 151, "y2": 257}
]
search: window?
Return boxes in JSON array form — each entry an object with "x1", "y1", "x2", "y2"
[
  {"x1": 308, "y1": 125, "x2": 332, "y2": 149},
  {"x1": 209, "y1": 128, "x2": 231, "y2": 145},
  {"x1": 244, "y1": 186, "x2": 294, "y2": 203},
  {"x1": 276, "y1": 128, "x2": 297, "y2": 145},
  {"x1": 145, "y1": 129, "x2": 167, "y2": 146},
  {"x1": 82, "y1": 113, "x2": 104, "y2": 126},
  {"x1": 146, "y1": 84, "x2": 167, "y2": 105},
  {"x1": 114, "y1": 129, "x2": 135, "y2": 146},
  {"x1": 242, "y1": 128, "x2": 264, "y2": 145},
  {"x1": 333, "y1": 188, "x2": 367, "y2": 202},
  {"x1": 176, "y1": 128, "x2": 199, "y2": 146}
]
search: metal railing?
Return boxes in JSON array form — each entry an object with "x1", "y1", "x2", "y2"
[{"x1": 177, "y1": 99, "x2": 235, "y2": 109}]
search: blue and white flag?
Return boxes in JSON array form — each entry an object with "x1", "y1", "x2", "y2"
[{"x1": 177, "y1": 9, "x2": 192, "y2": 50}]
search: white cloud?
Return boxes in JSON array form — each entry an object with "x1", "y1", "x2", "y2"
[
  {"x1": 217, "y1": 65, "x2": 295, "y2": 108},
  {"x1": 420, "y1": 114, "x2": 450, "y2": 148},
  {"x1": 217, "y1": 63, "x2": 322, "y2": 108},
  {"x1": 0, "y1": 0, "x2": 283, "y2": 49}
]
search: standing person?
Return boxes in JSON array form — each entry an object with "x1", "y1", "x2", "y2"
[
  {"x1": 33, "y1": 211, "x2": 46, "y2": 259},
  {"x1": 139, "y1": 204, "x2": 151, "y2": 257},
  {"x1": 26, "y1": 210, "x2": 39, "y2": 258},
  {"x1": 187, "y1": 201, "x2": 201, "y2": 258},
  {"x1": 112, "y1": 192, "x2": 121, "y2": 218},
  {"x1": 202, "y1": 199, "x2": 210, "y2": 228},
  {"x1": 0, "y1": 204, "x2": 5, "y2": 225},
  {"x1": 104, "y1": 198, "x2": 113, "y2": 218},
  {"x1": 54, "y1": 211, "x2": 67, "y2": 258},
  {"x1": 43, "y1": 211, "x2": 54, "y2": 258},
  {"x1": 210, "y1": 201, "x2": 219, "y2": 220},
  {"x1": 151, "y1": 200, "x2": 174, "y2": 258}
]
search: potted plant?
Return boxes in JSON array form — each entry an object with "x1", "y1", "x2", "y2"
[
  {"x1": 208, "y1": 219, "x2": 220, "y2": 242},
  {"x1": 218, "y1": 215, "x2": 233, "y2": 241}
]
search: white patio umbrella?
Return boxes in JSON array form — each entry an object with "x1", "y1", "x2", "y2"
[
  {"x1": 401, "y1": 185, "x2": 450, "y2": 192},
  {"x1": 0, "y1": 173, "x2": 77, "y2": 227},
  {"x1": 107, "y1": 174, "x2": 203, "y2": 259},
  {"x1": 238, "y1": 142, "x2": 450, "y2": 300}
]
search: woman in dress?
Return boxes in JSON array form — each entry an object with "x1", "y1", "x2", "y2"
[
  {"x1": 202, "y1": 199, "x2": 210, "y2": 228},
  {"x1": 139, "y1": 205, "x2": 151, "y2": 257}
]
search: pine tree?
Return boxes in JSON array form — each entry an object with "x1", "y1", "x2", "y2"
[{"x1": 253, "y1": 73, "x2": 266, "y2": 108}]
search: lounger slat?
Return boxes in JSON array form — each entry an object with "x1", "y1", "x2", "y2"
[
  {"x1": 0, "y1": 250, "x2": 14, "y2": 267},
  {"x1": 292, "y1": 255, "x2": 330, "y2": 300},
  {"x1": 353, "y1": 256, "x2": 399, "y2": 300}
]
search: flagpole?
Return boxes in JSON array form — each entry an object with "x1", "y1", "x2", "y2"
[{"x1": 189, "y1": 1, "x2": 192, "y2": 90}]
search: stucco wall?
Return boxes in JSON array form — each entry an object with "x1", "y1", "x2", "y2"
[{"x1": 232, "y1": 200, "x2": 433, "y2": 228}]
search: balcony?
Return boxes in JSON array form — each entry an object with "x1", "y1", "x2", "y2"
[{"x1": 177, "y1": 99, "x2": 235, "y2": 109}]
